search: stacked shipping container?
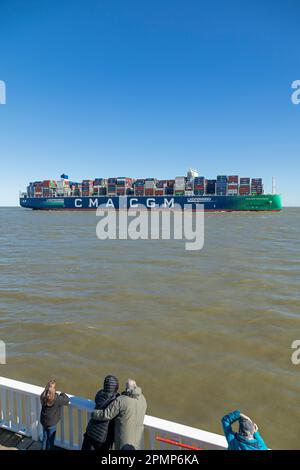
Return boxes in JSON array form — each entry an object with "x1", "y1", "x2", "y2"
[
  {"x1": 175, "y1": 177, "x2": 186, "y2": 196},
  {"x1": 107, "y1": 178, "x2": 117, "y2": 196},
  {"x1": 81, "y1": 180, "x2": 93, "y2": 197},
  {"x1": 227, "y1": 175, "x2": 239, "y2": 196},
  {"x1": 33, "y1": 182, "x2": 43, "y2": 197},
  {"x1": 216, "y1": 176, "x2": 227, "y2": 196},
  {"x1": 251, "y1": 178, "x2": 263, "y2": 195},
  {"x1": 239, "y1": 177, "x2": 251, "y2": 196},
  {"x1": 155, "y1": 180, "x2": 166, "y2": 196},
  {"x1": 116, "y1": 177, "x2": 132, "y2": 196},
  {"x1": 93, "y1": 178, "x2": 107, "y2": 196},
  {"x1": 145, "y1": 178, "x2": 156, "y2": 196},
  {"x1": 206, "y1": 179, "x2": 217, "y2": 195},
  {"x1": 194, "y1": 176, "x2": 205, "y2": 196},
  {"x1": 134, "y1": 179, "x2": 145, "y2": 196},
  {"x1": 26, "y1": 173, "x2": 265, "y2": 198},
  {"x1": 42, "y1": 180, "x2": 57, "y2": 197},
  {"x1": 165, "y1": 180, "x2": 175, "y2": 195}
]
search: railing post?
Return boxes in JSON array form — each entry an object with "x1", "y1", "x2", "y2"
[
  {"x1": 60, "y1": 409, "x2": 65, "y2": 447},
  {"x1": 25, "y1": 395, "x2": 31, "y2": 436},
  {"x1": 0, "y1": 388, "x2": 7, "y2": 425},
  {"x1": 148, "y1": 428, "x2": 156, "y2": 450},
  {"x1": 16, "y1": 392, "x2": 22, "y2": 427},
  {"x1": 30, "y1": 396, "x2": 40, "y2": 441},
  {"x1": 77, "y1": 409, "x2": 83, "y2": 449},
  {"x1": 68, "y1": 406, "x2": 74, "y2": 449},
  {"x1": 8, "y1": 390, "x2": 15, "y2": 429}
]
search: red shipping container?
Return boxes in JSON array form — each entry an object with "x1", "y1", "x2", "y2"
[{"x1": 228, "y1": 176, "x2": 239, "y2": 182}]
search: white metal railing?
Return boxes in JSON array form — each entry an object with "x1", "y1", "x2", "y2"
[{"x1": 0, "y1": 376, "x2": 227, "y2": 450}]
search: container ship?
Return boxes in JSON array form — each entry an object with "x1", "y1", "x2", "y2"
[{"x1": 19, "y1": 170, "x2": 282, "y2": 211}]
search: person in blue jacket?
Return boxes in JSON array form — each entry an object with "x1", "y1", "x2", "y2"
[{"x1": 221, "y1": 410, "x2": 268, "y2": 450}]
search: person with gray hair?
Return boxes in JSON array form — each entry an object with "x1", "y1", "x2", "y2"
[
  {"x1": 126, "y1": 379, "x2": 136, "y2": 390},
  {"x1": 92, "y1": 378, "x2": 147, "y2": 450}
]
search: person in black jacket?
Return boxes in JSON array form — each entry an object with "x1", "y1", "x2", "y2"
[
  {"x1": 40, "y1": 379, "x2": 69, "y2": 450},
  {"x1": 82, "y1": 375, "x2": 119, "y2": 451}
]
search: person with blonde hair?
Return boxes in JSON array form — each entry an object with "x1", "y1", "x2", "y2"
[{"x1": 40, "y1": 379, "x2": 69, "y2": 450}]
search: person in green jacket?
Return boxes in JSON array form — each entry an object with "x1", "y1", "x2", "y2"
[
  {"x1": 222, "y1": 409, "x2": 268, "y2": 450},
  {"x1": 92, "y1": 379, "x2": 147, "y2": 450}
]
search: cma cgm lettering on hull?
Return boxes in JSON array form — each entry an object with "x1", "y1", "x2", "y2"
[{"x1": 19, "y1": 195, "x2": 282, "y2": 211}]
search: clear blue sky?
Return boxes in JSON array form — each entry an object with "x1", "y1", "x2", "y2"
[{"x1": 0, "y1": 0, "x2": 299, "y2": 206}]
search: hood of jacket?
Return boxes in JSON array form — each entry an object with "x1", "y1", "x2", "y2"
[
  {"x1": 234, "y1": 433, "x2": 262, "y2": 449},
  {"x1": 103, "y1": 375, "x2": 119, "y2": 394}
]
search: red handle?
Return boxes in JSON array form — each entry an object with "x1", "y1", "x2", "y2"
[{"x1": 156, "y1": 436, "x2": 202, "y2": 450}]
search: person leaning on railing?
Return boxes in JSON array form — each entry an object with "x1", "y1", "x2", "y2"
[
  {"x1": 81, "y1": 375, "x2": 120, "y2": 451},
  {"x1": 221, "y1": 410, "x2": 268, "y2": 450},
  {"x1": 40, "y1": 379, "x2": 69, "y2": 450},
  {"x1": 92, "y1": 379, "x2": 147, "y2": 450}
]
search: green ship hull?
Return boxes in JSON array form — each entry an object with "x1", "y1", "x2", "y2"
[{"x1": 218, "y1": 194, "x2": 282, "y2": 211}]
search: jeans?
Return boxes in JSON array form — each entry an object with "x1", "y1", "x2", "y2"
[{"x1": 42, "y1": 425, "x2": 57, "y2": 450}]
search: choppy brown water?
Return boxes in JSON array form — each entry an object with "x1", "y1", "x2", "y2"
[{"x1": 0, "y1": 207, "x2": 299, "y2": 449}]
